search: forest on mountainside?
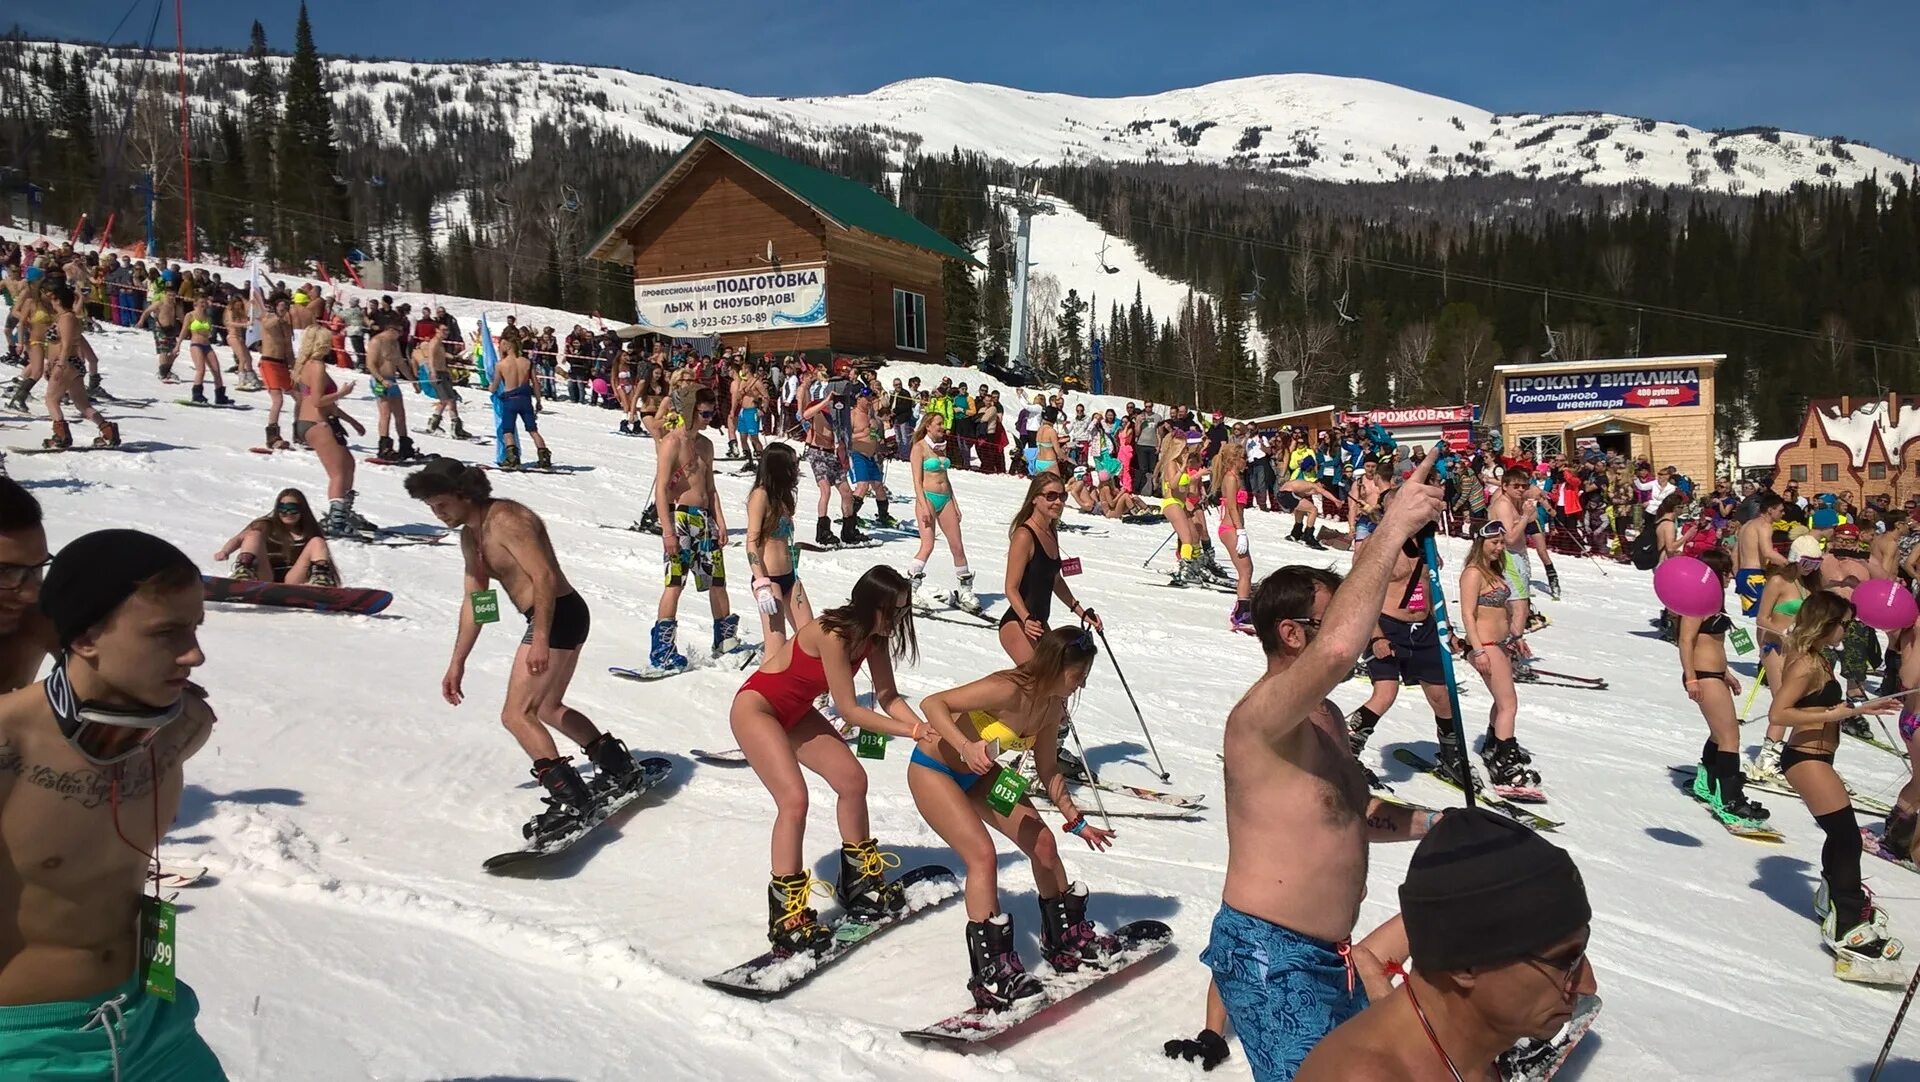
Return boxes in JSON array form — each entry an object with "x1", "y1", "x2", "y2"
[{"x1": 3, "y1": 13, "x2": 1917, "y2": 443}]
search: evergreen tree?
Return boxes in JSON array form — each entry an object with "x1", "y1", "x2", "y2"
[
  {"x1": 1216, "y1": 272, "x2": 1251, "y2": 413},
  {"x1": 277, "y1": 4, "x2": 346, "y2": 264},
  {"x1": 242, "y1": 21, "x2": 278, "y2": 253},
  {"x1": 1057, "y1": 288, "x2": 1089, "y2": 375},
  {"x1": 47, "y1": 54, "x2": 98, "y2": 231},
  {"x1": 416, "y1": 234, "x2": 445, "y2": 293},
  {"x1": 448, "y1": 225, "x2": 481, "y2": 299},
  {"x1": 206, "y1": 109, "x2": 250, "y2": 255},
  {"x1": 938, "y1": 195, "x2": 980, "y2": 363}
]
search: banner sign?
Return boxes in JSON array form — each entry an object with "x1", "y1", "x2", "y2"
[
  {"x1": 1504, "y1": 367, "x2": 1701, "y2": 415},
  {"x1": 1343, "y1": 406, "x2": 1474, "y2": 427},
  {"x1": 631, "y1": 265, "x2": 828, "y2": 336}
]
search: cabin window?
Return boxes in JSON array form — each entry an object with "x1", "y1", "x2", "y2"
[
  {"x1": 893, "y1": 289, "x2": 927, "y2": 353},
  {"x1": 1518, "y1": 434, "x2": 1561, "y2": 459},
  {"x1": 1790, "y1": 465, "x2": 1808, "y2": 482},
  {"x1": 1821, "y1": 463, "x2": 1839, "y2": 483},
  {"x1": 1871, "y1": 463, "x2": 1888, "y2": 480}
]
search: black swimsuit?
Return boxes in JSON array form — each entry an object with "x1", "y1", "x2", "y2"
[
  {"x1": 1693, "y1": 611, "x2": 1733, "y2": 680},
  {"x1": 999, "y1": 523, "x2": 1062, "y2": 629},
  {"x1": 1779, "y1": 674, "x2": 1844, "y2": 772}
]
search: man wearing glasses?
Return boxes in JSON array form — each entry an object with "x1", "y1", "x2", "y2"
[
  {"x1": 0, "y1": 479, "x2": 55, "y2": 691},
  {"x1": 1195, "y1": 455, "x2": 1449, "y2": 1081},
  {"x1": 1298, "y1": 808, "x2": 1593, "y2": 1080},
  {"x1": 647, "y1": 387, "x2": 736, "y2": 673}
]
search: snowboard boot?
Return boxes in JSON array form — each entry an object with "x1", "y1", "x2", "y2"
[
  {"x1": 190, "y1": 384, "x2": 207, "y2": 404},
  {"x1": 1229, "y1": 598, "x2": 1254, "y2": 634},
  {"x1": 86, "y1": 373, "x2": 102, "y2": 394},
  {"x1": 1887, "y1": 807, "x2": 1919, "y2": 860},
  {"x1": 1300, "y1": 528, "x2": 1327, "y2": 551},
  {"x1": 1714, "y1": 751, "x2": 1767, "y2": 820},
  {"x1": 815, "y1": 517, "x2": 837, "y2": 548},
  {"x1": 1545, "y1": 562, "x2": 1562, "y2": 601},
  {"x1": 1690, "y1": 761, "x2": 1716, "y2": 805},
  {"x1": 41, "y1": 421, "x2": 71, "y2": 451},
  {"x1": 214, "y1": 386, "x2": 234, "y2": 407},
  {"x1": 525, "y1": 757, "x2": 595, "y2": 846},
  {"x1": 537, "y1": 446, "x2": 553, "y2": 470},
  {"x1": 1819, "y1": 881, "x2": 1903, "y2": 962},
  {"x1": 1038, "y1": 882, "x2": 1119, "y2": 973},
  {"x1": 966, "y1": 914, "x2": 1044, "y2": 1011},
  {"x1": 713, "y1": 613, "x2": 741, "y2": 655},
  {"x1": 1481, "y1": 738, "x2": 1541, "y2": 789},
  {"x1": 397, "y1": 437, "x2": 419, "y2": 461},
  {"x1": 1288, "y1": 523, "x2": 1305, "y2": 543},
  {"x1": 306, "y1": 560, "x2": 339, "y2": 589},
  {"x1": 427, "y1": 413, "x2": 445, "y2": 435},
  {"x1": 618, "y1": 419, "x2": 631, "y2": 435},
  {"x1": 1497, "y1": 730, "x2": 1536, "y2": 765},
  {"x1": 4, "y1": 379, "x2": 34, "y2": 413},
  {"x1": 836, "y1": 837, "x2": 906, "y2": 921},
  {"x1": 230, "y1": 552, "x2": 260, "y2": 582},
  {"x1": 768, "y1": 872, "x2": 834, "y2": 955},
  {"x1": 158, "y1": 364, "x2": 176, "y2": 383},
  {"x1": 265, "y1": 423, "x2": 291, "y2": 450},
  {"x1": 875, "y1": 501, "x2": 898, "y2": 531},
  {"x1": 840, "y1": 516, "x2": 867, "y2": 545},
  {"x1": 377, "y1": 436, "x2": 396, "y2": 461},
  {"x1": 648, "y1": 618, "x2": 688, "y2": 673},
  {"x1": 502, "y1": 444, "x2": 522, "y2": 470},
  {"x1": 93, "y1": 420, "x2": 120, "y2": 448},
  {"x1": 953, "y1": 571, "x2": 982, "y2": 615},
  {"x1": 451, "y1": 418, "x2": 472, "y2": 441},
  {"x1": 1346, "y1": 706, "x2": 1381, "y2": 756},
  {"x1": 584, "y1": 732, "x2": 642, "y2": 797}
]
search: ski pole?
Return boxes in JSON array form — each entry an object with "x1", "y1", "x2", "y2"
[
  {"x1": 1142, "y1": 530, "x2": 1175, "y2": 568},
  {"x1": 1870, "y1": 963, "x2": 1920, "y2": 1081},
  {"x1": 1059, "y1": 715, "x2": 1115, "y2": 833},
  {"x1": 1419, "y1": 529, "x2": 1476, "y2": 809},
  {"x1": 1737, "y1": 666, "x2": 1768, "y2": 724},
  {"x1": 1092, "y1": 621, "x2": 1171, "y2": 782}
]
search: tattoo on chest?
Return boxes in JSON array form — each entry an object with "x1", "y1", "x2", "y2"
[{"x1": 0, "y1": 737, "x2": 186, "y2": 809}]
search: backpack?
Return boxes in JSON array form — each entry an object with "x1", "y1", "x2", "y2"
[{"x1": 1628, "y1": 524, "x2": 1662, "y2": 570}]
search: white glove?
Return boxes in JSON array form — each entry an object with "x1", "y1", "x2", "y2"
[
  {"x1": 1235, "y1": 531, "x2": 1250, "y2": 558},
  {"x1": 753, "y1": 576, "x2": 780, "y2": 615}
]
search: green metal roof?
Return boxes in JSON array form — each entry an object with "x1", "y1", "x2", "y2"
[{"x1": 586, "y1": 129, "x2": 978, "y2": 267}]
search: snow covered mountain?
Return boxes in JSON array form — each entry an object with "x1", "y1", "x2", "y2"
[{"x1": 25, "y1": 40, "x2": 1914, "y2": 194}]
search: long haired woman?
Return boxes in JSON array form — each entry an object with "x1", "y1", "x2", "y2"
[
  {"x1": 908, "y1": 412, "x2": 978, "y2": 613},
  {"x1": 1210, "y1": 440, "x2": 1254, "y2": 631},
  {"x1": 1458, "y1": 521, "x2": 1540, "y2": 790},
  {"x1": 214, "y1": 488, "x2": 339, "y2": 586},
  {"x1": 1677, "y1": 548, "x2": 1766, "y2": 825},
  {"x1": 745, "y1": 443, "x2": 813, "y2": 657}
]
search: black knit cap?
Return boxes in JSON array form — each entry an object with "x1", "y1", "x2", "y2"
[
  {"x1": 1399, "y1": 807, "x2": 1591, "y2": 972},
  {"x1": 40, "y1": 529, "x2": 197, "y2": 649}
]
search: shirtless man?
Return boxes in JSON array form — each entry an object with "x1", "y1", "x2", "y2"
[
  {"x1": 137, "y1": 284, "x2": 184, "y2": 382},
  {"x1": 1734, "y1": 490, "x2": 1788, "y2": 618},
  {"x1": 489, "y1": 340, "x2": 549, "y2": 471},
  {"x1": 801, "y1": 365, "x2": 862, "y2": 547},
  {"x1": 1825, "y1": 522, "x2": 1881, "y2": 703},
  {"x1": 0, "y1": 480, "x2": 56, "y2": 692},
  {"x1": 366, "y1": 313, "x2": 419, "y2": 462},
  {"x1": 43, "y1": 285, "x2": 118, "y2": 450},
  {"x1": 848, "y1": 389, "x2": 896, "y2": 530},
  {"x1": 1349, "y1": 460, "x2": 1391, "y2": 555},
  {"x1": 1345, "y1": 483, "x2": 1471, "y2": 783},
  {"x1": 733, "y1": 364, "x2": 767, "y2": 468},
  {"x1": 0, "y1": 530, "x2": 225, "y2": 1078},
  {"x1": 1487, "y1": 468, "x2": 1539, "y2": 650},
  {"x1": 646, "y1": 386, "x2": 736, "y2": 673},
  {"x1": 419, "y1": 323, "x2": 471, "y2": 441},
  {"x1": 256, "y1": 292, "x2": 297, "y2": 450},
  {"x1": 1199, "y1": 456, "x2": 1448, "y2": 1081},
  {"x1": 407, "y1": 460, "x2": 643, "y2": 844}
]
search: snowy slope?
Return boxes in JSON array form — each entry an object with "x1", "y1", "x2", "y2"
[
  {"x1": 10, "y1": 269, "x2": 1920, "y2": 1078},
  {"x1": 20, "y1": 41, "x2": 1914, "y2": 194}
]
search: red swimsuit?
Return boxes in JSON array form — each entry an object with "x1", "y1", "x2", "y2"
[{"x1": 738, "y1": 634, "x2": 872, "y2": 730}]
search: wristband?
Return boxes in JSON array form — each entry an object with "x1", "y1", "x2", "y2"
[
  {"x1": 1063, "y1": 815, "x2": 1088, "y2": 835},
  {"x1": 1420, "y1": 809, "x2": 1442, "y2": 834}
]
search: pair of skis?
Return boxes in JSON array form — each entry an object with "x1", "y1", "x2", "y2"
[{"x1": 608, "y1": 642, "x2": 764, "y2": 683}]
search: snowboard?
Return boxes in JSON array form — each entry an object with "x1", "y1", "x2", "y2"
[
  {"x1": 1392, "y1": 749, "x2": 1561, "y2": 832},
  {"x1": 201, "y1": 576, "x2": 393, "y2": 615},
  {"x1": 1664, "y1": 766, "x2": 1785, "y2": 842},
  {"x1": 703, "y1": 865, "x2": 960, "y2": 999},
  {"x1": 1497, "y1": 994, "x2": 1601, "y2": 1082},
  {"x1": 901, "y1": 919, "x2": 1174, "y2": 1044},
  {"x1": 691, "y1": 747, "x2": 751, "y2": 766},
  {"x1": 175, "y1": 399, "x2": 251, "y2": 410},
  {"x1": 608, "y1": 644, "x2": 763, "y2": 682},
  {"x1": 1831, "y1": 943, "x2": 1912, "y2": 986},
  {"x1": 1861, "y1": 826, "x2": 1920, "y2": 875},
  {"x1": 482, "y1": 756, "x2": 674, "y2": 873},
  {"x1": 10, "y1": 441, "x2": 161, "y2": 455},
  {"x1": 1743, "y1": 769, "x2": 1893, "y2": 817}
]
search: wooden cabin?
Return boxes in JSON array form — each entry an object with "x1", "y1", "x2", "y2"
[{"x1": 586, "y1": 130, "x2": 975, "y2": 362}]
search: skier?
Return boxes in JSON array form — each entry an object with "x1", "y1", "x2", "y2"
[
  {"x1": 255, "y1": 291, "x2": 297, "y2": 450},
  {"x1": 910, "y1": 627, "x2": 1118, "y2": 1009},
  {"x1": 847, "y1": 387, "x2": 895, "y2": 529},
  {"x1": 1212, "y1": 440, "x2": 1256, "y2": 632},
  {"x1": 1297, "y1": 809, "x2": 1594, "y2": 1082},
  {"x1": 212, "y1": 488, "x2": 340, "y2": 588},
  {"x1": 1201, "y1": 454, "x2": 1448, "y2": 1082},
  {"x1": 744, "y1": 444, "x2": 813, "y2": 659},
  {"x1": 998, "y1": 474, "x2": 1104, "y2": 778},
  {"x1": 1734, "y1": 490, "x2": 1789, "y2": 616},
  {"x1": 183, "y1": 296, "x2": 231, "y2": 406},
  {"x1": 907, "y1": 412, "x2": 978, "y2": 614},
  {"x1": 1486, "y1": 467, "x2": 1540, "y2": 648},
  {"x1": 489, "y1": 338, "x2": 551, "y2": 470},
  {"x1": 293, "y1": 299, "x2": 366, "y2": 537},
  {"x1": 1768, "y1": 591, "x2": 1904, "y2": 969},
  {"x1": 406, "y1": 459, "x2": 646, "y2": 845},
  {"x1": 0, "y1": 478, "x2": 57, "y2": 691},
  {"x1": 366, "y1": 313, "x2": 420, "y2": 462},
  {"x1": 729, "y1": 566, "x2": 925, "y2": 953},
  {"x1": 42, "y1": 284, "x2": 118, "y2": 449},
  {"x1": 1750, "y1": 541, "x2": 1817, "y2": 782},
  {"x1": 1348, "y1": 459, "x2": 1390, "y2": 556},
  {"x1": 1458, "y1": 521, "x2": 1541, "y2": 791},
  {"x1": 646, "y1": 387, "x2": 735, "y2": 672},
  {"x1": 1345, "y1": 484, "x2": 1466, "y2": 787},
  {"x1": 800, "y1": 360, "x2": 860, "y2": 547},
  {"x1": 1677, "y1": 548, "x2": 1768, "y2": 825},
  {"x1": 3, "y1": 530, "x2": 227, "y2": 1078},
  {"x1": 1159, "y1": 442, "x2": 1211, "y2": 584}
]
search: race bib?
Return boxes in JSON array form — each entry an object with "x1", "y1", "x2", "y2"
[
  {"x1": 1061, "y1": 557, "x2": 1083, "y2": 577},
  {"x1": 1729, "y1": 626, "x2": 1755, "y2": 655},
  {"x1": 985, "y1": 767, "x2": 1032, "y2": 816},
  {"x1": 1407, "y1": 579, "x2": 1429, "y2": 612},
  {"x1": 855, "y1": 729, "x2": 889, "y2": 760},
  {"x1": 470, "y1": 589, "x2": 500, "y2": 625},
  {"x1": 140, "y1": 896, "x2": 177, "y2": 1002}
]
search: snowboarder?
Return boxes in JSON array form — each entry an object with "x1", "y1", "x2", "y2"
[
  {"x1": 3, "y1": 530, "x2": 227, "y2": 1078},
  {"x1": 910, "y1": 627, "x2": 1117, "y2": 1009},
  {"x1": 256, "y1": 291, "x2": 297, "y2": 449},
  {"x1": 744, "y1": 444, "x2": 812, "y2": 659},
  {"x1": 1459, "y1": 521, "x2": 1542, "y2": 793},
  {"x1": 366, "y1": 313, "x2": 419, "y2": 462},
  {"x1": 420, "y1": 323, "x2": 471, "y2": 440},
  {"x1": 489, "y1": 338, "x2": 550, "y2": 470},
  {"x1": 183, "y1": 296, "x2": 231, "y2": 406},
  {"x1": 223, "y1": 293, "x2": 261, "y2": 392},
  {"x1": 998, "y1": 474, "x2": 1104, "y2": 779},
  {"x1": 646, "y1": 386, "x2": 734, "y2": 673},
  {"x1": 729, "y1": 566, "x2": 926, "y2": 953},
  {"x1": 1676, "y1": 548, "x2": 1767, "y2": 824},
  {"x1": 799, "y1": 359, "x2": 860, "y2": 547},
  {"x1": 42, "y1": 284, "x2": 118, "y2": 449},
  {"x1": 847, "y1": 386, "x2": 895, "y2": 530},
  {"x1": 1487, "y1": 467, "x2": 1541, "y2": 648},
  {"x1": 0, "y1": 478, "x2": 56, "y2": 691},
  {"x1": 907, "y1": 412, "x2": 978, "y2": 613},
  {"x1": 1297, "y1": 809, "x2": 1595, "y2": 1081},
  {"x1": 293, "y1": 298, "x2": 366, "y2": 537},
  {"x1": 212, "y1": 489, "x2": 340, "y2": 588},
  {"x1": 405, "y1": 459, "x2": 645, "y2": 846},
  {"x1": 1198, "y1": 455, "x2": 1447, "y2": 1082}
]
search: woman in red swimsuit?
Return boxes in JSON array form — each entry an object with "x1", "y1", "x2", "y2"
[{"x1": 732, "y1": 565, "x2": 930, "y2": 954}]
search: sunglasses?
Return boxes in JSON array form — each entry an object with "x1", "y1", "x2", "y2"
[
  {"x1": 276, "y1": 503, "x2": 303, "y2": 515},
  {"x1": 1039, "y1": 491, "x2": 1067, "y2": 502},
  {"x1": 1524, "y1": 946, "x2": 1590, "y2": 999},
  {"x1": 0, "y1": 558, "x2": 51, "y2": 591},
  {"x1": 696, "y1": 408, "x2": 715, "y2": 418}
]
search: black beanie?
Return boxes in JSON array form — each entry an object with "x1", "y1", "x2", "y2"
[
  {"x1": 1399, "y1": 807, "x2": 1591, "y2": 972},
  {"x1": 40, "y1": 529, "x2": 198, "y2": 649}
]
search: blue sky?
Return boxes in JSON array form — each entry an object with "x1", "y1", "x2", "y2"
[{"x1": 25, "y1": 0, "x2": 1920, "y2": 159}]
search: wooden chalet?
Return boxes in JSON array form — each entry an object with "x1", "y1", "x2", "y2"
[{"x1": 586, "y1": 130, "x2": 975, "y2": 362}]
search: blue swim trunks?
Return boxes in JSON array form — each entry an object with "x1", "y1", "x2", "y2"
[
  {"x1": 1736, "y1": 570, "x2": 1766, "y2": 617},
  {"x1": 1200, "y1": 902, "x2": 1366, "y2": 1082},
  {"x1": 495, "y1": 385, "x2": 538, "y2": 433},
  {"x1": 850, "y1": 451, "x2": 883, "y2": 485},
  {"x1": 737, "y1": 406, "x2": 761, "y2": 436}
]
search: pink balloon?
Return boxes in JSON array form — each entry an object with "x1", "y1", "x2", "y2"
[
  {"x1": 1653, "y1": 556, "x2": 1723, "y2": 618},
  {"x1": 1853, "y1": 579, "x2": 1919, "y2": 632}
]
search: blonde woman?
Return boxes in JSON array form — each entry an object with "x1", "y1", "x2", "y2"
[
  {"x1": 1458, "y1": 521, "x2": 1539, "y2": 792},
  {"x1": 1210, "y1": 441, "x2": 1254, "y2": 632},
  {"x1": 225, "y1": 293, "x2": 261, "y2": 391},
  {"x1": 1159, "y1": 436, "x2": 1206, "y2": 585},
  {"x1": 3, "y1": 278, "x2": 50, "y2": 412},
  {"x1": 41, "y1": 284, "x2": 118, "y2": 449},
  {"x1": 1748, "y1": 551, "x2": 1813, "y2": 782}
]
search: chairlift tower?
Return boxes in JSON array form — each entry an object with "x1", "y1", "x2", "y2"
[{"x1": 1002, "y1": 180, "x2": 1054, "y2": 371}]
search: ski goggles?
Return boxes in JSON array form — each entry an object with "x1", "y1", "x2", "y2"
[
  {"x1": 45, "y1": 666, "x2": 182, "y2": 766},
  {"x1": 1477, "y1": 522, "x2": 1507, "y2": 539}
]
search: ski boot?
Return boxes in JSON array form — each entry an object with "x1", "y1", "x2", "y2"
[
  {"x1": 190, "y1": 384, "x2": 207, "y2": 404},
  {"x1": 1346, "y1": 707, "x2": 1380, "y2": 755},
  {"x1": 1039, "y1": 882, "x2": 1119, "y2": 973},
  {"x1": 1750, "y1": 738, "x2": 1786, "y2": 784},
  {"x1": 713, "y1": 613, "x2": 741, "y2": 656},
  {"x1": 1545, "y1": 563, "x2": 1562, "y2": 601},
  {"x1": 397, "y1": 437, "x2": 420, "y2": 461},
  {"x1": 953, "y1": 572, "x2": 982, "y2": 615},
  {"x1": 92, "y1": 420, "x2": 120, "y2": 448},
  {"x1": 1887, "y1": 807, "x2": 1918, "y2": 859},
  {"x1": 836, "y1": 837, "x2": 906, "y2": 921},
  {"x1": 377, "y1": 436, "x2": 397, "y2": 461},
  {"x1": 41, "y1": 421, "x2": 72, "y2": 451},
  {"x1": 3, "y1": 381, "x2": 31, "y2": 413},
  {"x1": 767, "y1": 872, "x2": 834, "y2": 955},
  {"x1": 214, "y1": 386, "x2": 234, "y2": 407},
  {"x1": 265, "y1": 423, "x2": 291, "y2": 451},
  {"x1": 1433, "y1": 728, "x2": 1478, "y2": 793},
  {"x1": 815, "y1": 517, "x2": 838, "y2": 549},
  {"x1": 909, "y1": 571, "x2": 942, "y2": 611},
  {"x1": 1229, "y1": 598, "x2": 1254, "y2": 634},
  {"x1": 966, "y1": 914, "x2": 1044, "y2": 1010},
  {"x1": 502, "y1": 444, "x2": 522, "y2": 470},
  {"x1": 1842, "y1": 714, "x2": 1875, "y2": 742},
  {"x1": 451, "y1": 418, "x2": 472, "y2": 441},
  {"x1": 323, "y1": 498, "x2": 356, "y2": 539},
  {"x1": 584, "y1": 731, "x2": 643, "y2": 798},
  {"x1": 525, "y1": 757, "x2": 596, "y2": 847},
  {"x1": 637, "y1": 504, "x2": 661, "y2": 535},
  {"x1": 840, "y1": 516, "x2": 867, "y2": 545},
  {"x1": 306, "y1": 560, "x2": 339, "y2": 589},
  {"x1": 230, "y1": 552, "x2": 260, "y2": 582},
  {"x1": 1054, "y1": 724, "x2": 1088, "y2": 781},
  {"x1": 1481, "y1": 738, "x2": 1541, "y2": 790},
  {"x1": 536, "y1": 446, "x2": 553, "y2": 470},
  {"x1": 427, "y1": 413, "x2": 445, "y2": 435},
  {"x1": 648, "y1": 618, "x2": 688, "y2": 674}
]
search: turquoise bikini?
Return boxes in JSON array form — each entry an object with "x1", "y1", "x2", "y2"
[{"x1": 923, "y1": 455, "x2": 953, "y2": 514}]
